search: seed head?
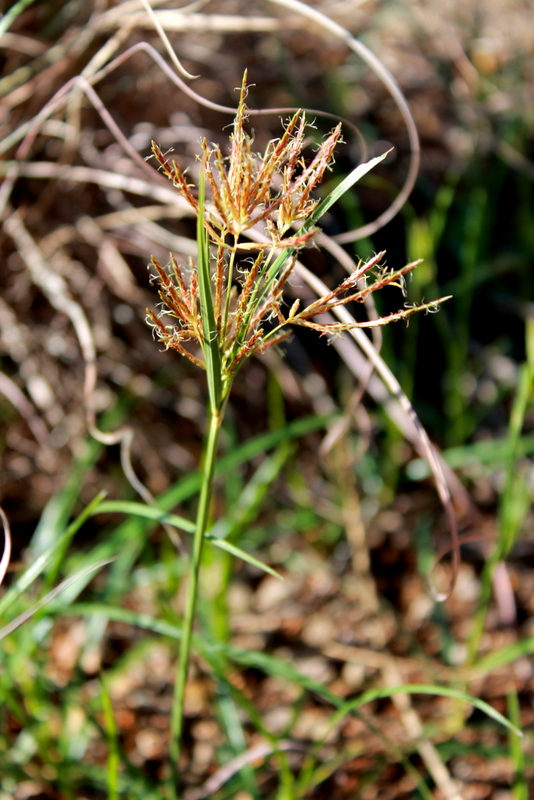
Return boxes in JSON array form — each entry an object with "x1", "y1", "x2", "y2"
[{"x1": 147, "y1": 72, "x2": 448, "y2": 400}]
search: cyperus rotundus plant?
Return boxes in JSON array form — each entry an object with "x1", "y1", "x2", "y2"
[{"x1": 146, "y1": 73, "x2": 448, "y2": 791}]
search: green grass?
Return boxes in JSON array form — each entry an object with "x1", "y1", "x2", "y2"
[{"x1": 2, "y1": 0, "x2": 534, "y2": 796}]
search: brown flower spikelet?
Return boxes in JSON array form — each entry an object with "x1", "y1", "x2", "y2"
[{"x1": 147, "y1": 72, "x2": 447, "y2": 390}]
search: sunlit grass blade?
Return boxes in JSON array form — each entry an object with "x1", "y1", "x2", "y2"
[
  {"x1": 0, "y1": 0, "x2": 39, "y2": 36},
  {"x1": 304, "y1": 151, "x2": 391, "y2": 230},
  {"x1": 101, "y1": 677, "x2": 120, "y2": 800},
  {"x1": 0, "y1": 556, "x2": 115, "y2": 640},
  {"x1": 95, "y1": 500, "x2": 281, "y2": 578},
  {"x1": 197, "y1": 170, "x2": 222, "y2": 410},
  {"x1": 499, "y1": 318, "x2": 534, "y2": 556},
  {"x1": 204, "y1": 534, "x2": 282, "y2": 579},
  {"x1": 95, "y1": 500, "x2": 195, "y2": 534},
  {"x1": 259, "y1": 152, "x2": 390, "y2": 298},
  {"x1": 507, "y1": 690, "x2": 527, "y2": 800},
  {"x1": 475, "y1": 636, "x2": 534, "y2": 674},
  {"x1": 224, "y1": 648, "x2": 522, "y2": 737},
  {"x1": 0, "y1": 490, "x2": 107, "y2": 618},
  {"x1": 67, "y1": 604, "x2": 522, "y2": 739},
  {"x1": 327, "y1": 684, "x2": 521, "y2": 737}
]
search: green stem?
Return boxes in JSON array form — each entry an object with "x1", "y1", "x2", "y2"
[
  {"x1": 170, "y1": 405, "x2": 223, "y2": 794},
  {"x1": 222, "y1": 237, "x2": 238, "y2": 339}
]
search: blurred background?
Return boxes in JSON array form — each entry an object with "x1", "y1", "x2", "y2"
[{"x1": 0, "y1": 0, "x2": 533, "y2": 797}]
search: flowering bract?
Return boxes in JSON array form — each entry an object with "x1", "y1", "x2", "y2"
[{"x1": 147, "y1": 73, "x2": 445, "y2": 404}]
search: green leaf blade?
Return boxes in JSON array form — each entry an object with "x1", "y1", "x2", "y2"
[{"x1": 197, "y1": 171, "x2": 222, "y2": 410}]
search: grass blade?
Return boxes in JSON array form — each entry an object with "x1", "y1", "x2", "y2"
[
  {"x1": 507, "y1": 690, "x2": 527, "y2": 800},
  {"x1": 204, "y1": 534, "x2": 282, "y2": 579},
  {"x1": 261, "y1": 152, "x2": 390, "y2": 294},
  {"x1": 94, "y1": 500, "x2": 281, "y2": 578},
  {"x1": 476, "y1": 637, "x2": 534, "y2": 674},
  {"x1": 0, "y1": 557, "x2": 115, "y2": 640},
  {"x1": 67, "y1": 604, "x2": 522, "y2": 738},
  {"x1": 0, "y1": 0, "x2": 39, "y2": 36},
  {"x1": 197, "y1": 170, "x2": 222, "y2": 410},
  {"x1": 0, "y1": 490, "x2": 107, "y2": 618},
  {"x1": 101, "y1": 677, "x2": 120, "y2": 800},
  {"x1": 304, "y1": 151, "x2": 390, "y2": 230},
  {"x1": 95, "y1": 501, "x2": 195, "y2": 533},
  {"x1": 329, "y1": 684, "x2": 521, "y2": 737}
]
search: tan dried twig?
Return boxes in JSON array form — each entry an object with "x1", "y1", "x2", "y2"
[{"x1": 3, "y1": 209, "x2": 185, "y2": 554}]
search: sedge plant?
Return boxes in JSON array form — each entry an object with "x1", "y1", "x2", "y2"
[{"x1": 146, "y1": 73, "x2": 446, "y2": 789}]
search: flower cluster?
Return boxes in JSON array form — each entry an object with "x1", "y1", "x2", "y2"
[
  {"x1": 147, "y1": 74, "x2": 444, "y2": 400},
  {"x1": 150, "y1": 73, "x2": 342, "y2": 247}
]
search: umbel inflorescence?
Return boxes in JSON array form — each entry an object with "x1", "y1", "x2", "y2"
[{"x1": 147, "y1": 73, "x2": 442, "y2": 403}]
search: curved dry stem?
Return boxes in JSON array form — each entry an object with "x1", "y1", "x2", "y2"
[
  {"x1": 0, "y1": 506, "x2": 12, "y2": 589},
  {"x1": 186, "y1": 740, "x2": 308, "y2": 800},
  {"x1": 12, "y1": 37, "x2": 367, "y2": 171},
  {"x1": 0, "y1": 370, "x2": 50, "y2": 450},
  {"x1": 0, "y1": 161, "x2": 191, "y2": 206},
  {"x1": 315, "y1": 231, "x2": 382, "y2": 454},
  {"x1": 5, "y1": 0, "x2": 410, "y2": 250},
  {"x1": 139, "y1": 0, "x2": 199, "y2": 80},
  {"x1": 0, "y1": 32, "x2": 47, "y2": 56},
  {"x1": 268, "y1": 0, "x2": 420, "y2": 243},
  {"x1": 61, "y1": 22, "x2": 135, "y2": 162},
  {"x1": 15, "y1": 72, "x2": 161, "y2": 180},
  {"x1": 3, "y1": 209, "x2": 186, "y2": 556}
]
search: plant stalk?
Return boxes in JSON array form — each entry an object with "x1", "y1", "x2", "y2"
[{"x1": 170, "y1": 405, "x2": 223, "y2": 793}]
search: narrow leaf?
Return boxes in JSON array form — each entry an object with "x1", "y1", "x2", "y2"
[
  {"x1": 304, "y1": 151, "x2": 391, "y2": 230},
  {"x1": 197, "y1": 170, "x2": 222, "y2": 409},
  {"x1": 93, "y1": 500, "x2": 281, "y2": 578},
  {"x1": 262, "y1": 151, "x2": 390, "y2": 295},
  {"x1": 0, "y1": 491, "x2": 108, "y2": 618},
  {"x1": 205, "y1": 534, "x2": 283, "y2": 579},
  {"x1": 0, "y1": 557, "x2": 115, "y2": 640},
  {"x1": 328, "y1": 684, "x2": 522, "y2": 737},
  {"x1": 67, "y1": 605, "x2": 522, "y2": 739},
  {"x1": 100, "y1": 678, "x2": 120, "y2": 800},
  {"x1": 95, "y1": 500, "x2": 195, "y2": 533}
]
